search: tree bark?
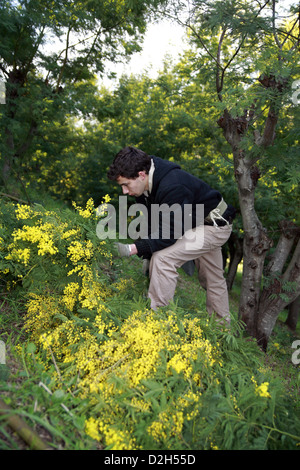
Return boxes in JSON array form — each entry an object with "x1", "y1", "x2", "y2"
[
  {"x1": 265, "y1": 220, "x2": 298, "y2": 275},
  {"x1": 226, "y1": 232, "x2": 243, "y2": 291},
  {"x1": 217, "y1": 109, "x2": 272, "y2": 336},
  {"x1": 285, "y1": 295, "x2": 300, "y2": 331},
  {"x1": 0, "y1": 399, "x2": 50, "y2": 450},
  {"x1": 256, "y1": 236, "x2": 300, "y2": 350}
]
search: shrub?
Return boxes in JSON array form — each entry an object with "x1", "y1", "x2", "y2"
[{"x1": 0, "y1": 197, "x2": 299, "y2": 450}]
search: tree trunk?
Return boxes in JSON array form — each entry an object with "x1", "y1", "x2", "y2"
[
  {"x1": 256, "y1": 236, "x2": 300, "y2": 350},
  {"x1": 237, "y1": 186, "x2": 271, "y2": 336},
  {"x1": 216, "y1": 70, "x2": 295, "y2": 348},
  {"x1": 265, "y1": 220, "x2": 298, "y2": 275},
  {"x1": 285, "y1": 295, "x2": 300, "y2": 331},
  {"x1": 217, "y1": 110, "x2": 272, "y2": 336},
  {"x1": 1, "y1": 70, "x2": 25, "y2": 185},
  {"x1": 226, "y1": 232, "x2": 243, "y2": 291}
]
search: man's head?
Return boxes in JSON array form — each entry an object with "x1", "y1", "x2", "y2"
[{"x1": 107, "y1": 146, "x2": 151, "y2": 197}]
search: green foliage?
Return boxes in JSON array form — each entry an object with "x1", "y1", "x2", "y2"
[
  {"x1": 1, "y1": 0, "x2": 298, "y2": 235},
  {"x1": 0, "y1": 342, "x2": 97, "y2": 450},
  {"x1": 0, "y1": 0, "x2": 168, "y2": 194},
  {"x1": 0, "y1": 196, "x2": 299, "y2": 450}
]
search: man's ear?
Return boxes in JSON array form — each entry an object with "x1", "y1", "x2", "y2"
[{"x1": 138, "y1": 171, "x2": 147, "y2": 180}]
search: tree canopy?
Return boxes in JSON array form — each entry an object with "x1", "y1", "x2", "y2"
[
  {"x1": 0, "y1": 0, "x2": 299, "y2": 348},
  {"x1": 0, "y1": 0, "x2": 168, "y2": 188}
]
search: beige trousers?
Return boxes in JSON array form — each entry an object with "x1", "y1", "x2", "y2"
[{"x1": 148, "y1": 224, "x2": 232, "y2": 322}]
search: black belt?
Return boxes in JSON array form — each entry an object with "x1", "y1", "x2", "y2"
[{"x1": 204, "y1": 216, "x2": 233, "y2": 227}]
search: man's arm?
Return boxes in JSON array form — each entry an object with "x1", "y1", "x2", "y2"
[{"x1": 129, "y1": 244, "x2": 138, "y2": 255}]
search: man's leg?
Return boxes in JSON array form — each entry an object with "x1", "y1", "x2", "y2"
[
  {"x1": 194, "y1": 247, "x2": 230, "y2": 322},
  {"x1": 148, "y1": 224, "x2": 232, "y2": 312}
]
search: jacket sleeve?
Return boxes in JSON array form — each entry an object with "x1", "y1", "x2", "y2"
[{"x1": 135, "y1": 184, "x2": 196, "y2": 259}]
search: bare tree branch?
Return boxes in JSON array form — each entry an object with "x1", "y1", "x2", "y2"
[{"x1": 56, "y1": 25, "x2": 72, "y2": 92}]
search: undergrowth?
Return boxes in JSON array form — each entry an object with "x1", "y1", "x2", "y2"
[{"x1": 0, "y1": 196, "x2": 299, "y2": 450}]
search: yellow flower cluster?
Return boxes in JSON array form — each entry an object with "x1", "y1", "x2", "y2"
[
  {"x1": 82, "y1": 311, "x2": 218, "y2": 448},
  {"x1": 6, "y1": 247, "x2": 31, "y2": 266},
  {"x1": 255, "y1": 382, "x2": 271, "y2": 398},
  {"x1": 102, "y1": 426, "x2": 137, "y2": 451},
  {"x1": 25, "y1": 294, "x2": 59, "y2": 339},
  {"x1": 28, "y1": 265, "x2": 112, "y2": 346},
  {"x1": 167, "y1": 335, "x2": 215, "y2": 381},
  {"x1": 85, "y1": 417, "x2": 137, "y2": 450},
  {"x1": 64, "y1": 262, "x2": 112, "y2": 313},
  {"x1": 39, "y1": 318, "x2": 101, "y2": 367},
  {"x1": 102, "y1": 194, "x2": 111, "y2": 204},
  {"x1": 111, "y1": 278, "x2": 134, "y2": 293},
  {"x1": 8, "y1": 223, "x2": 58, "y2": 258},
  {"x1": 62, "y1": 228, "x2": 81, "y2": 239},
  {"x1": 148, "y1": 410, "x2": 185, "y2": 442},
  {"x1": 176, "y1": 390, "x2": 201, "y2": 421},
  {"x1": 251, "y1": 376, "x2": 271, "y2": 398},
  {"x1": 13, "y1": 197, "x2": 114, "y2": 348},
  {"x1": 72, "y1": 198, "x2": 96, "y2": 219},
  {"x1": 147, "y1": 389, "x2": 202, "y2": 444},
  {"x1": 96, "y1": 194, "x2": 111, "y2": 218},
  {"x1": 15, "y1": 203, "x2": 34, "y2": 220},
  {"x1": 1, "y1": 198, "x2": 111, "y2": 288},
  {"x1": 80, "y1": 276, "x2": 110, "y2": 311},
  {"x1": 67, "y1": 240, "x2": 93, "y2": 264},
  {"x1": 62, "y1": 282, "x2": 80, "y2": 311},
  {"x1": 130, "y1": 396, "x2": 151, "y2": 413},
  {"x1": 85, "y1": 417, "x2": 101, "y2": 441}
]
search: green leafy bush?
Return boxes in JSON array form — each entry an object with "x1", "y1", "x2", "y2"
[{"x1": 0, "y1": 197, "x2": 299, "y2": 450}]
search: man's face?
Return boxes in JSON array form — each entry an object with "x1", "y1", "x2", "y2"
[{"x1": 117, "y1": 171, "x2": 148, "y2": 197}]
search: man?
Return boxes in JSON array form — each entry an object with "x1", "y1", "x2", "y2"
[{"x1": 107, "y1": 146, "x2": 235, "y2": 324}]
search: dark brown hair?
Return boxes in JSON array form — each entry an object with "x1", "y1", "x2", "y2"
[{"x1": 107, "y1": 146, "x2": 151, "y2": 180}]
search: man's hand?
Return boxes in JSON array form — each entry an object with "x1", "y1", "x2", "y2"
[
  {"x1": 114, "y1": 243, "x2": 137, "y2": 257},
  {"x1": 115, "y1": 242, "x2": 131, "y2": 257}
]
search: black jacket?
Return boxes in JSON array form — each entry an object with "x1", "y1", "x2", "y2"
[{"x1": 134, "y1": 156, "x2": 235, "y2": 259}]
